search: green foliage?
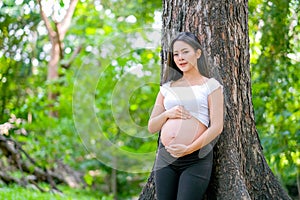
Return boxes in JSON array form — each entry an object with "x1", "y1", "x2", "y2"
[
  {"x1": 0, "y1": 184, "x2": 113, "y2": 200},
  {"x1": 249, "y1": 0, "x2": 300, "y2": 191},
  {"x1": 1, "y1": 0, "x2": 161, "y2": 198},
  {"x1": 94, "y1": 47, "x2": 160, "y2": 151},
  {"x1": 0, "y1": 1, "x2": 41, "y2": 122},
  {"x1": 101, "y1": 0, "x2": 161, "y2": 25}
]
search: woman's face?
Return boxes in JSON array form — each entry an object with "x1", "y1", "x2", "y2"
[{"x1": 173, "y1": 40, "x2": 201, "y2": 73}]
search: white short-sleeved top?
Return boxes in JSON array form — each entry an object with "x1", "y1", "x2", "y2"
[{"x1": 160, "y1": 78, "x2": 223, "y2": 127}]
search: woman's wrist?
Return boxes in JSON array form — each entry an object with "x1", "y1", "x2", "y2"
[
  {"x1": 187, "y1": 144, "x2": 195, "y2": 154},
  {"x1": 162, "y1": 111, "x2": 169, "y2": 121}
]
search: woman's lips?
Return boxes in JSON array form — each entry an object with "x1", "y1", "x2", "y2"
[{"x1": 179, "y1": 62, "x2": 188, "y2": 67}]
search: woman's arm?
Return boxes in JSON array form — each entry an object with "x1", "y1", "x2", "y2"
[
  {"x1": 187, "y1": 87, "x2": 224, "y2": 153},
  {"x1": 148, "y1": 92, "x2": 192, "y2": 133},
  {"x1": 148, "y1": 92, "x2": 168, "y2": 133}
]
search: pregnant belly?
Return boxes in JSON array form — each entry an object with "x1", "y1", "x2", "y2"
[{"x1": 161, "y1": 117, "x2": 207, "y2": 146}]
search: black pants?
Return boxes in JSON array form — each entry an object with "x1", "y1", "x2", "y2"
[{"x1": 154, "y1": 141, "x2": 213, "y2": 200}]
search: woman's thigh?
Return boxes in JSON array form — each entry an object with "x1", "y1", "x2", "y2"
[
  {"x1": 177, "y1": 157, "x2": 213, "y2": 200},
  {"x1": 154, "y1": 165, "x2": 179, "y2": 200}
]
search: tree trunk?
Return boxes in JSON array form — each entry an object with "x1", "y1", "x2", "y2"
[
  {"x1": 38, "y1": 0, "x2": 79, "y2": 117},
  {"x1": 139, "y1": 0, "x2": 291, "y2": 199}
]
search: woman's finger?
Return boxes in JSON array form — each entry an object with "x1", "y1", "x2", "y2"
[
  {"x1": 180, "y1": 108, "x2": 191, "y2": 118},
  {"x1": 171, "y1": 153, "x2": 180, "y2": 158}
]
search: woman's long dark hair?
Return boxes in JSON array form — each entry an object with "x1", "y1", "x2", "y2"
[{"x1": 162, "y1": 32, "x2": 209, "y2": 84}]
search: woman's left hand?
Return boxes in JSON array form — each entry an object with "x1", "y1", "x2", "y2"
[{"x1": 165, "y1": 144, "x2": 191, "y2": 158}]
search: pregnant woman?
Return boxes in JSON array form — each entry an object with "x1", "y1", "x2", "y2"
[{"x1": 148, "y1": 32, "x2": 224, "y2": 200}]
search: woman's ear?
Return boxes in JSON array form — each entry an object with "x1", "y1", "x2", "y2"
[{"x1": 196, "y1": 49, "x2": 201, "y2": 59}]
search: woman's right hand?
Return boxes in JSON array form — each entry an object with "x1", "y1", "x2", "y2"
[{"x1": 165, "y1": 105, "x2": 192, "y2": 119}]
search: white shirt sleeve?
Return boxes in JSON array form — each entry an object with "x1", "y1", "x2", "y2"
[
  {"x1": 159, "y1": 82, "x2": 171, "y2": 97},
  {"x1": 207, "y1": 78, "x2": 223, "y2": 94}
]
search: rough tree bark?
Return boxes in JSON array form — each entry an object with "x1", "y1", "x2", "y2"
[{"x1": 139, "y1": 0, "x2": 291, "y2": 199}]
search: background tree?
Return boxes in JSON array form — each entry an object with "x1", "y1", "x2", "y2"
[
  {"x1": 0, "y1": 0, "x2": 162, "y2": 198},
  {"x1": 37, "y1": 0, "x2": 78, "y2": 116},
  {"x1": 139, "y1": 0, "x2": 292, "y2": 199}
]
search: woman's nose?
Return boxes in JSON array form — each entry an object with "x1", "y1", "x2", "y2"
[{"x1": 178, "y1": 53, "x2": 183, "y2": 60}]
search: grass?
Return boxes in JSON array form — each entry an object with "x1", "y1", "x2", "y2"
[{"x1": 0, "y1": 184, "x2": 114, "y2": 200}]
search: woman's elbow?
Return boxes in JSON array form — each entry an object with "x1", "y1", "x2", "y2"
[
  {"x1": 217, "y1": 125, "x2": 223, "y2": 135},
  {"x1": 147, "y1": 121, "x2": 156, "y2": 134},
  {"x1": 217, "y1": 123, "x2": 223, "y2": 134},
  {"x1": 212, "y1": 122, "x2": 223, "y2": 135},
  {"x1": 148, "y1": 126, "x2": 155, "y2": 134},
  {"x1": 148, "y1": 128, "x2": 157, "y2": 134}
]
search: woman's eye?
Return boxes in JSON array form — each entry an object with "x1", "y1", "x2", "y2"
[
  {"x1": 173, "y1": 53, "x2": 178, "y2": 56},
  {"x1": 183, "y1": 51, "x2": 189, "y2": 54}
]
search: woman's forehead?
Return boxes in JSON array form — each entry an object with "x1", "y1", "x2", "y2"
[{"x1": 173, "y1": 40, "x2": 193, "y2": 51}]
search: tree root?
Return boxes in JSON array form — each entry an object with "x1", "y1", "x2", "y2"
[{"x1": 0, "y1": 135, "x2": 85, "y2": 193}]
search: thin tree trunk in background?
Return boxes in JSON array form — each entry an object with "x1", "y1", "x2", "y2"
[
  {"x1": 139, "y1": 0, "x2": 291, "y2": 199},
  {"x1": 37, "y1": 0, "x2": 78, "y2": 117}
]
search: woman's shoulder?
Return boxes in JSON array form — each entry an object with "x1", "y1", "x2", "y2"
[
  {"x1": 161, "y1": 81, "x2": 172, "y2": 87},
  {"x1": 206, "y1": 78, "x2": 223, "y2": 94},
  {"x1": 207, "y1": 77, "x2": 221, "y2": 84},
  {"x1": 160, "y1": 81, "x2": 172, "y2": 96}
]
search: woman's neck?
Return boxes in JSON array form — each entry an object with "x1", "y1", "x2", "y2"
[{"x1": 182, "y1": 71, "x2": 204, "y2": 83}]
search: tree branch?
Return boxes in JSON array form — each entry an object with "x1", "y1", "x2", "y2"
[
  {"x1": 57, "y1": 0, "x2": 79, "y2": 39},
  {"x1": 61, "y1": 44, "x2": 83, "y2": 69},
  {"x1": 36, "y1": 0, "x2": 56, "y2": 41},
  {"x1": 54, "y1": 22, "x2": 64, "y2": 59}
]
